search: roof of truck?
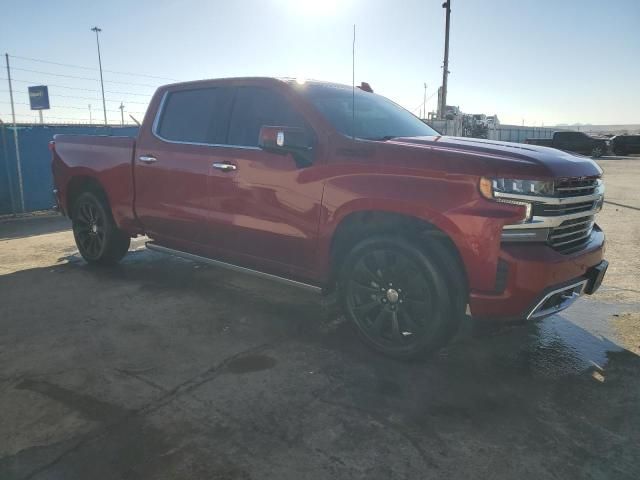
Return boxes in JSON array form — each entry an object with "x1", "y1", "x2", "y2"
[{"x1": 159, "y1": 76, "x2": 346, "y2": 90}]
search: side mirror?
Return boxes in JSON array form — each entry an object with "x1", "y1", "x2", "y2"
[{"x1": 258, "y1": 126, "x2": 313, "y2": 166}]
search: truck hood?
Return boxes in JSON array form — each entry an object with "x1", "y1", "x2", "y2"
[{"x1": 386, "y1": 135, "x2": 603, "y2": 178}]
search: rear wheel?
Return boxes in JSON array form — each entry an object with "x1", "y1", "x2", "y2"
[
  {"x1": 72, "y1": 191, "x2": 130, "y2": 265},
  {"x1": 339, "y1": 235, "x2": 463, "y2": 359},
  {"x1": 614, "y1": 146, "x2": 626, "y2": 156}
]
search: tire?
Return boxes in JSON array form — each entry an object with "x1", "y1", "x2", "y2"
[
  {"x1": 614, "y1": 147, "x2": 626, "y2": 156},
  {"x1": 72, "y1": 191, "x2": 130, "y2": 265},
  {"x1": 338, "y1": 234, "x2": 465, "y2": 359},
  {"x1": 591, "y1": 146, "x2": 604, "y2": 158}
]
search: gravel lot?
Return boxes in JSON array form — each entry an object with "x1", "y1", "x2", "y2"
[{"x1": 1, "y1": 158, "x2": 639, "y2": 479}]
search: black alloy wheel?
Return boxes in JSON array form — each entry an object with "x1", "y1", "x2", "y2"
[
  {"x1": 341, "y1": 235, "x2": 457, "y2": 359},
  {"x1": 591, "y1": 146, "x2": 604, "y2": 158},
  {"x1": 72, "y1": 191, "x2": 130, "y2": 265},
  {"x1": 74, "y1": 199, "x2": 106, "y2": 260}
]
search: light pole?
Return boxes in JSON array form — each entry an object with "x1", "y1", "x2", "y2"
[
  {"x1": 423, "y1": 83, "x2": 427, "y2": 119},
  {"x1": 91, "y1": 26, "x2": 108, "y2": 126},
  {"x1": 88, "y1": 104, "x2": 92, "y2": 124},
  {"x1": 119, "y1": 102, "x2": 125, "y2": 126},
  {"x1": 439, "y1": 1, "x2": 451, "y2": 119}
]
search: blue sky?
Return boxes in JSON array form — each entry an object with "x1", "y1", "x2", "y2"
[{"x1": 1, "y1": 0, "x2": 638, "y2": 125}]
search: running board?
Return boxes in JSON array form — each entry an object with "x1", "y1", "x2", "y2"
[{"x1": 145, "y1": 242, "x2": 323, "y2": 294}]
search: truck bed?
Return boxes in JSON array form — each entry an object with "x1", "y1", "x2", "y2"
[{"x1": 52, "y1": 134, "x2": 137, "y2": 229}]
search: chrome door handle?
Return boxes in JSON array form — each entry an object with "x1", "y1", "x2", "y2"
[
  {"x1": 138, "y1": 155, "x2": 157, "y2": 164},
  {"x1": 212, "y1": 162, "x2": 237, "y2": 172}
]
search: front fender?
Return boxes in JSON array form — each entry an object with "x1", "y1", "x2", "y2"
[{"x1": 317, "y1": 172, "x2": 522, "y2": 292}]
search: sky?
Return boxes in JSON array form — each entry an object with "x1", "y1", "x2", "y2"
[{"x1": 0, "y1": 0, "x2": 638, "y2": 126}]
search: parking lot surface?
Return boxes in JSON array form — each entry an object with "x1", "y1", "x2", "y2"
[{"x1": 1, "y1": 159, "x2": 639, "y2": 479}]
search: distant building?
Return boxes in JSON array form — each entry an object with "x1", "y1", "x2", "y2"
[{"x1": 444, "y1": 105, "x2": 461, "y2": 120}]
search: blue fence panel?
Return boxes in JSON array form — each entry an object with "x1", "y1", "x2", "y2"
[
  {"x1": 0, "y1": 124, "x2": 139, "y2": 215},
  {"x1": 0, "y1": 124, "x2": 19, "y2": 215}
]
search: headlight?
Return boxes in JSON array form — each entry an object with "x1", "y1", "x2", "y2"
[
  {"x1": 480, "y1": 178, "x2": 554, "y2": 198},
  {"x1": 479, "y1": 177, "x2": 550, "y2": 223}
]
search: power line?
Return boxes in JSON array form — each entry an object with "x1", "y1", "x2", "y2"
[
  {"x1": 0, "y1": 101, "x2": 146, "y2": 114},
  {"x1": 10, "y1": 67, "x2": 101, "y2": 82},
  {"x1": 8, "y1": 54, "x2": 179, "y2": 81},
  {"x1": 0, "y1": 77, "x2": 154, "y2": 96},
  {"x1": 411, "y1": 91, "x2": 438, "y2": 114},
  {"x1": 10, "y1": 67, "x2": 161, "y2": 88},
  {"x1": 0, "y1": 90, "x2": 149, "y2": 105},
  {"x1": 104, "y1": 89, "x2": 152, "y2": 97},
  {"x1": 0, "y1": 90, "x2": 149, "y2": 104},
  {"x1": 2, "y1": 112, "x2": 103, "y2": 121}
]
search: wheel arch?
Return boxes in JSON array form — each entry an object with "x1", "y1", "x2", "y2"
[
  {"x1": 65, "y1": 176, "x2": 111, "y2": 219},
  {"x1": 325, "y1": 209, "x2": 469, "y2": 295}
]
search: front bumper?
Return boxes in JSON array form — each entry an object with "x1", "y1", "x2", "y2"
[{"x1": 469, "y1": 227, "x2": 606, "y2": 321}]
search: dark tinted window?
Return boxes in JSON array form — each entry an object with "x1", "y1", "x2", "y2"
[
  {"x1": 228, "y1": 87, "x2": 307, "y2": 147},
  {"x1": 157, "y1": 87, "x2": 233, "y2": 144},
  {"x1": 298, "y1": 84, "x2": 437, "y2": 140}
]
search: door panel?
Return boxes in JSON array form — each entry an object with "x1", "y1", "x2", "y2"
[
  {"x1": 135, "y1": 144, "x2": 213, "y2": 245},
  {"x1": 206, "y1": 147, "x2": 323, "y2": 277}
]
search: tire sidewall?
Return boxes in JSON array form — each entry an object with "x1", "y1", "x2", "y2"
[
  {"x1": 339, "y1": 235, "x2": 453, "y2": 359},
  {"x1": 72, "y1": 191, "x2": 125, "y2": 264},
  {"x1": 591, "y1": 146, "x2": 603, "y2": 158}
]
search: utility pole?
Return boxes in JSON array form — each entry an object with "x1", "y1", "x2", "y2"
[
  {"x1": 91, "y1": 26, "x2": 108, "y2": 126},
  {"x1": 0, "y1": 119, "x2": 17, "y2": 214},
  {"x1": 423, "y1": 83, "x2": 427, "y2": 119},
  {"x1": 119, "y1": 102, "x2": 125, "y2": 126},
  {"x1": 439, "y1": 0, "x2": 451, "y2": 119},
  {"x1": 4, "y1": 53, "x2": 25, "y2": 212},
  {"x1": 88, "y1": 104, "x2": 92, "y2": 124}
]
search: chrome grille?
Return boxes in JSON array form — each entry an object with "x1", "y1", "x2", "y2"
[
  {"x1": 554, "y1": 177, "x2": 599, "y2": 197},
  {"x1": 533, "y1": 200, "x2": 594, "y2": 216},
  {"x1": 501, "y1": 175, "x2": 603, "y2": 255},
  {"x1": 548, "y1": 216, "x2": 595, "y2": 253}
]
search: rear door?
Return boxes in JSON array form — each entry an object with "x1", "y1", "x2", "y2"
[
  {"x1": 555, "y1": 132, "x2": 585, "y2": 154},
  {"x1": 554, "y1": 132, "x2": 572, "y2": 150},
  {"x1": 134, "y1": 86, "x2": 233, "y2": 250},
  {"x1": 204, "y1": 85, "x2": 324, "y2": 278}
]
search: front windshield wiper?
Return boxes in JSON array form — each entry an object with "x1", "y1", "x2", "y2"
[{"x1": 364, "y1": 135, "x2": 399, "y2": 141}]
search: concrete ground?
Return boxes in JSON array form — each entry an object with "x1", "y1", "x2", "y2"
[{"x1": 1, "y1": 159, "x2": 639, "y2": 480}]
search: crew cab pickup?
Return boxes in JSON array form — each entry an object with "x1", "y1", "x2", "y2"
[
  {"x1": 525, "y1": 131, "x2": 609, "y2": 158},
  {"x1": 51, "y1": 77, "x2": 608, "y2": 358}
]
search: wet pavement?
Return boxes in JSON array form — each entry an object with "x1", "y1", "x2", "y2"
[{"x1": 1, "y1": 215, "x2": 639, "y2": 479}]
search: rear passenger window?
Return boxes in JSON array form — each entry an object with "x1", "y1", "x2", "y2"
[
  {"x1": 157, "y1": 87, "x2": 233, "y2": 144},
  {"x1": 228, "y1": 87, "x2": 308, "y2": 147}
]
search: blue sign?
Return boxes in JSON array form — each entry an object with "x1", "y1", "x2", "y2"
[{"x1": 28, "y1": 85, "x2": 50, "y2": 110}]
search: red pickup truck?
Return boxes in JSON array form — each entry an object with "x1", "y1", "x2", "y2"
[{"x1": 51, "y1": 77, "x2": 608, "y2": 358}]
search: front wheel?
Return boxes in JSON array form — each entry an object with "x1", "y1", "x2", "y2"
[
  {"x1": 591, "y1": 146, "x2": 604, "y2": 158},
  {"x1": 72, "y1": 191, "x2": 130, "y2": 265},
  {"x1": 339, "y1": 235, "x2": 462, "y2": 359}
]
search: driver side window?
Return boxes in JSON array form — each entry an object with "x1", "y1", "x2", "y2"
[{"x1": 227, "y1": 86, "x2": 308, "y2": 147}]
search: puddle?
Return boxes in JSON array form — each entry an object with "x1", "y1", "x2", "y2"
[
  {"x1": 225, "y1": 354, "x2": 277, "y2": 374},
  {"x1": 521, "y1": 299, "x2": 637, "y2": 377}
]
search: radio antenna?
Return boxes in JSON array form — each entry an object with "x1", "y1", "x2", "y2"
[{"x1": 352, "y1": 24, "x2": 356, "y2": 141}]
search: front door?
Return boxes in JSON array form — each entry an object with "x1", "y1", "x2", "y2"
[{"x1": 205, "y1": 85, "x2": 324, "y2": 279}]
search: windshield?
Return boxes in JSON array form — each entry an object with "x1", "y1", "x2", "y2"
[{"x1": 297, "y1": 84, "x2": 438, "y2": 140}]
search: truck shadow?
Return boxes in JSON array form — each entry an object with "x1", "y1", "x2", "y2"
[
  {"x1": 1, "y1": 249, "x2": 639, "y2": 478},
  {"x1": 6, "y1": 245, "x2": 639, "y2": 386}
]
